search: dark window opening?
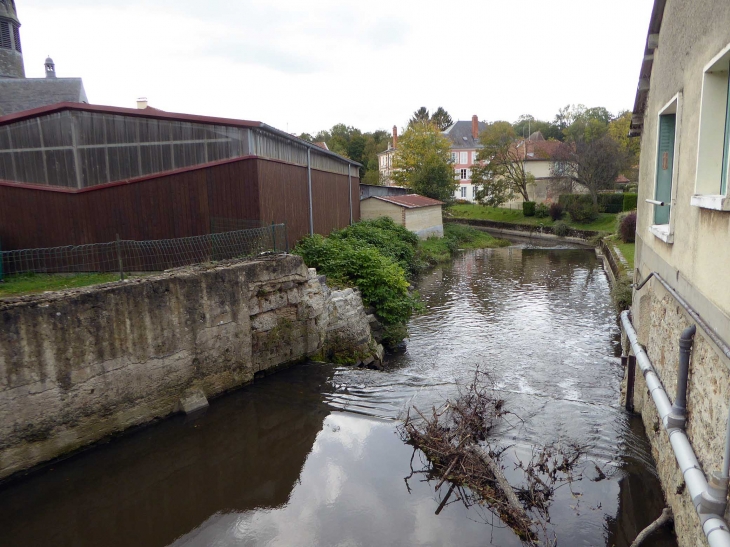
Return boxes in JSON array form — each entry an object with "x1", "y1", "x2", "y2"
[
  {"x1": 0, "y1": 21, "x2": 11, "y2": 49},
  {"x1": 12, "y1": 23, "x2": 20, "y2": 52}
]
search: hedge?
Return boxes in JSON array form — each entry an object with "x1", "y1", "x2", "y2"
[
  {"x1": 623, "y1": 193, "x2": 638, "y2": 211},
  {"x1": 598, "y1": 193, "x2": 624, "y2": 214},
  {"x1": 522, "y1": 201, "x2": 536, "y2": 216}
]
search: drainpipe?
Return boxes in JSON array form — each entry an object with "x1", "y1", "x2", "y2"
[
  {"x1": 667, "y1": 324, "x2": 696, "y2": 429},
  {"x1": 621, "y1": 311, "x2": 730, "y2": 546},
  {"x1": 307, "y1": 148, "x2": 314, "y2": 237},
  {"x1": 348, "y1": 164, "x2": 353, "y2": 226}
]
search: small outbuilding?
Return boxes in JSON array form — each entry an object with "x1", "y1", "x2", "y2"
[{"x1": 360, "y1": 194, "x2": 444, "y2": 239}]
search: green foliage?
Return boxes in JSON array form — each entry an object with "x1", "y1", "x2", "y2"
[
  {"x1": 409, "y1": 107, "x2": 431, "y2": 127},
  {"x1": 611, "y1": 277, "x2": 633, "y2": 311},
  {"x1": 534, "y1": 203, "x2": 549, "y2": 218},
  {"x1": 431, "y1": 107, "x2": 454, "y2": 131},
  {"x1": 391, "y1": 122, "x2": 457, "y2": 202},
  {"x1": 558, "y1": 194, "x2": 593, "y2": 209},
  {"x1": 476, "y1": 121, "x2": 533, "y2": 202},
  {"x1": 566, "y1": 199, "x2": 599, "y2": 223},
  {"x1": 608, "y1": 111, "x2": 641, "y2": 180},
  {"x1": 623, "y1": 193, "x2": 638, "y2": 211},
  {"x1": 513, "y1": 114, "x2": 564, "y2": 141},
  {"x1": 552, "y1": 221, "x2": 569, "y2": 237},
  {"x1": 417, "y1": 224, "x2": 509, "y2": 266},
  {"x1": 522, "y1": 201, "x2": 536, "y2": 217},
  {"x1": 0, "y1": 272, "x2": 121, "y2": 297},
  {"x1": 330, "y1": 217, "x2": 419, "y2": 275},
  {"x1": 597, "y1": 193, "x2": 624, "y2": 214},
  {"x1": 293, "y1": 234, "x2": 418, "y2": 327}
]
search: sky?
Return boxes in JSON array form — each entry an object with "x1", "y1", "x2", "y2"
[{"x1": 17, "y1": 0, "x2": 654, "y2": 136}]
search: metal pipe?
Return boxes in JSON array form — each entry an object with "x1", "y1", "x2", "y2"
[
  {"x1": 646, "y1": 198, "x2": 665, "y2": 206},
  {"x1": 633, "y1": 272, "x2": 730, "y2": 361},
  {"x1": 621, "y1": 311, "x2": 730, "y2": 546},
  {"x1": 668, "y1": 324, "x2": 697, "y2": 429},
  {"x1": 307, "y1": 148, "x2": 314, "y2": 237},
  {"x1": 348, "y1": 164, "x2": 353, "y2": 226}
]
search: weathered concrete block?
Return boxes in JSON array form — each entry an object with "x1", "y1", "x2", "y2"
[{"x1": 178, "y1": 388, "x2": 209, "y2": 414}]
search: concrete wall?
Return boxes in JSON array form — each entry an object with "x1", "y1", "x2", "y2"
[
  {"x1": 628, "y1": 3, "x2": 730, "y2": 545},
  {"x1": 360, "y1": 198, "x2": 404, "y2": 225},
  {"x1": 0, "y1": 255, "x2": 379, "y2": 480},
  {"x1": 405, "y1": 205, "x2": 444, "y2": 239}
]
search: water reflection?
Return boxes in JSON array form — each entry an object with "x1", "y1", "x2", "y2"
[{"x1": 0, "y1": 247, "x2": 675, "y2": 547}]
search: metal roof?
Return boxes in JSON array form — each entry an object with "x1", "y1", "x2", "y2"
[
  {"x1": 366, "y1": 194, "x2": 444, "y2": 208},
  {"x1": 0, "y1": 102, "x2": 362, "y2": 167},
  {"x1": 629, "y1": 0, "x2": 667, "y2": 137}
]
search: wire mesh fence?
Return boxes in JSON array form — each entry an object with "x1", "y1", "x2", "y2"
[{"x1": 0, "y1": 224, "x2": 288, "y2": 279}]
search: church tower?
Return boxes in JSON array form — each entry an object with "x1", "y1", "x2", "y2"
[{"x1": 0, "y1": 0, "x2": 25, "y2": 78}]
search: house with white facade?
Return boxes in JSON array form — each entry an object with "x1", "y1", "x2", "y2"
[
  {"x1": 621, "y1": 1, "x2": 730, "y2": 546},
  {"x1": 377, "y1": 126, "x2": 399, "y2": 186}
]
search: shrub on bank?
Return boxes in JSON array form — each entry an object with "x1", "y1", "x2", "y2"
[
  {"x1": 523, "y1": 201, "x2": 536, "y2": 217},
  {"x1": 553, "y1": 221, "x2": 569, "y2": 237},
  {"x1": 598, "y1": 193, "x2": 624, "y2": 214},
  {"x1": 417, "y1": 224, "x2": 509, "y2": 266},
  {"x1": 549, "y1": 202, "x2": 564, "y2": 221},
  {"x1": 618, "y1": 211, "x2": 637, "y2": 243},
  {"x1": 293, "y1": 234, "x2": 418, "y2": 328},
  {"x1": 534, "y1": 203, "x2": 549, "y2": 218},
  {"x1": 566, "y1": 200, "x2": 599, "y2": 223}
]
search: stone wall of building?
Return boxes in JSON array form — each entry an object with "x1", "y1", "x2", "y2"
[
  {"x1": 0, "y1": 255, "x2": 380, "y2": 480},
  {"x1": 625, "y1": 279, "x2": 730, "y2": 547}
]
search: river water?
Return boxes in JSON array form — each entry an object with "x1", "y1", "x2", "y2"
[{"x1": 0, "y1": 246, "x2": 676, "y2": 547}]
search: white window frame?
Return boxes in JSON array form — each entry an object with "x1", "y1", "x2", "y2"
[
  {"x1": 472, "y1": 150, "x2": 479, "y2": 164},
  {"x1": 460, "y1": 168, "x2": 468, "y2": 180},
  {"x1": 472, "y1": 184, "x2": 477, "y2": 198},
  {"x1": 693, "y1": 42, "x2": 730, "y2": 211},
  {"x1": 649, "y1": 93, "x2": 682, "y2": 244},
  {"x1": 451, "y1": 152, "x2": 458, "y2": 164},
  {"x1": 460, "y1": 186, "x2": 467, "y2": 198},
  {"x1": 460, "y1": 151, "x2": 468, "y2": 164}
]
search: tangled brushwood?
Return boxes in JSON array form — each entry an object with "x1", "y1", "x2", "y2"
[{"x1": 399, "y1": 369, "x2": 590, "y2": 546}]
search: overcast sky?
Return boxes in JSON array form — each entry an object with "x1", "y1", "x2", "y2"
[{"x1": 18, "y1": 0, "x2": 654, "y2": 135}]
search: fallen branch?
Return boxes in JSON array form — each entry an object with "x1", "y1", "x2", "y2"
[
  {"x1": 469, "y1": 445, "x2": 529, "y2": 523},
  {"x1": 629, "y1": 507, "x2": 673, "y2": 547}
]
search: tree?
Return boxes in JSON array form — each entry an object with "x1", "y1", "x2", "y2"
[
  {"x1": 409, "y1": 107, "x2": 430, "y2": 127},
  {"x1": 472, "y1": 121, "x2": 534, "y2": 203},
  {"x1": 550, "y1": 136, "x2": 626, "y2": 207},
  {"x1": 431, "y1": 107, "x2": 454, "y2": 131},
  {"x1": 513, "y1": 114, "x2": 563, "y2": 142},
  {"x1": 608, "y1": 111, "x2": 641, "y2": 180},
  {"x1": 391, "y1": 122, "x2": 457, "y2": 202},
  {"x1": 306, "y1": 124, "x2": 390, "y2": 180}
]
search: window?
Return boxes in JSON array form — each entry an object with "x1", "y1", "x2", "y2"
[
  {"x1": 460, "y1": 186, "x2": 467, "y2": 198},
  {"x1": 0, "y1": 21, "x2": 10, "y2": 49},
  {"x1": 693, "y1": 42, "x2": 730, "y2": 210},
  {"x1": 460, "y1": 151, "x2": 468, "y2": 164},
  {"x1": 650, "y1": 94, "x2": 680, "y2": 243},
  {"x1": 472, "y1": 185, "x2": 477, "y2": 198},
  {"x1": 460, "y1": 169, "x2": 468, "y2": 180},
  {"x1": 12, "y1": 23, "x2": 20, "y2": 53},
  {"x1": 451, "y1": 152, "x2": 458, "y2": 164}
]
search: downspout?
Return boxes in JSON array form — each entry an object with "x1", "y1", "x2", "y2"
[
  {"x1": 348, "y1": 164, "x2": 353, "y2": 226},
  {"x1": 667, "y1": 324, "x2": 696, "y2": 429},
  {"x1": 307, "y1": 148, "x2": 314, "y2": 237},
  {"x1": 621, "y1": 311, "x2": 730, "y2": 546}
]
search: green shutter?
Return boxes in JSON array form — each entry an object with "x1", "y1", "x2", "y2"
[
  {"x1": 655, "y1": 114, "x2": 675, "y2": 225},
  {"x1": 722, "y1": 71, "x2": 730, "y2": 195}
]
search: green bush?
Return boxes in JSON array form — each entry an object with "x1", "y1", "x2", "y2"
[
  {"x1": 534, "y1": 203, "x2": 549, "y2": 218},
  {"x1": 293, "y1": 235, "x2": 418, "y2": 327},
  {"x1": 549, "y1": 202, "x2": 564, "y2": 221},
  {"x1": 558, "y1": 194, "x2": 593, "y2": 210},
  {"x1": 611, "y1": 276, "x2": 633, "y2": 311},
  {"x1": 623, "y1": 193, "x2": 638, "y2": 211},
  {"x1": 329, "y1": 217, "x2": 419, "y2": 275},
  {"x1": 566, "y1": 199, "x2": 599, "y2": 223},
  {"x1": 523, "y1": 201, "x2": 536, "y2": 216},
  {"x1": 618, "y1": 211, "x2": 637, "y2": 243},
  {"x1": 553, "y1": 221, "x2": 569, "y2": 237},
  {"x1": 598, "y1": 193, "x2": 624, "y2": 214}
]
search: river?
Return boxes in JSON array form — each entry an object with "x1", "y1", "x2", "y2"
[{"x1": 0, "y1": 246, "x2": 676, "y2": 547}]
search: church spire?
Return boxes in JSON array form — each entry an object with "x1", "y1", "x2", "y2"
[{"x1": 0, "y1": 0, "x2": 25, "y2": 78}]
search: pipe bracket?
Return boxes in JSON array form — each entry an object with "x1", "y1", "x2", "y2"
[{"x1": 667, "y1": 412, "x2": 687, "y2": 430}]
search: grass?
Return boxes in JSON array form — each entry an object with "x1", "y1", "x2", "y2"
[
  {"x1": 447, "y1": 204, "x2": 618, "y2": 233},
  {"x1": 604, "y1": 235, "x2": 635, "y2": 272},
  {"x1": 417, "y1": 223, "x2": 510, "y2": 266},
  {"x1": 0, "y1": 273, "x2": 121, "y2": 298}
]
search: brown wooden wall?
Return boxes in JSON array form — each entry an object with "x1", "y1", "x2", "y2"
[
  {"x1": 256, "y1": 158, "x2": 360, "y2": 245},
  {"x1": 0, "y1": 157, "x2": 359, "y2": 251}
]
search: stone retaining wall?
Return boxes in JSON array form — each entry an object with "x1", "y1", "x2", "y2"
[{"x1": 0, "y1": 255, "x2": 379, "y2": 480}]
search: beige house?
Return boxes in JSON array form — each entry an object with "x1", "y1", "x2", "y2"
[
  {"x1": 624, "y1": 1, "x2": 730, "y2": 546},
  {"x1": 377, "y1": 126, "x2": 399, "y2": 186},
  {"x1": 360, "y1": 194, "x2": 444, "y2": 239}
]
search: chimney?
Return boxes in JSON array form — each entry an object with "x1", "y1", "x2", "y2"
[
  {"x1": 472, "y1": 115, "x2": 479, "y2": 139},
  {"x1": 137, "y1": 97, "x2": 148, "y2": 109},
  {"x1": 392, "y1": 125, "x2": 398, "y2": 149}
]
